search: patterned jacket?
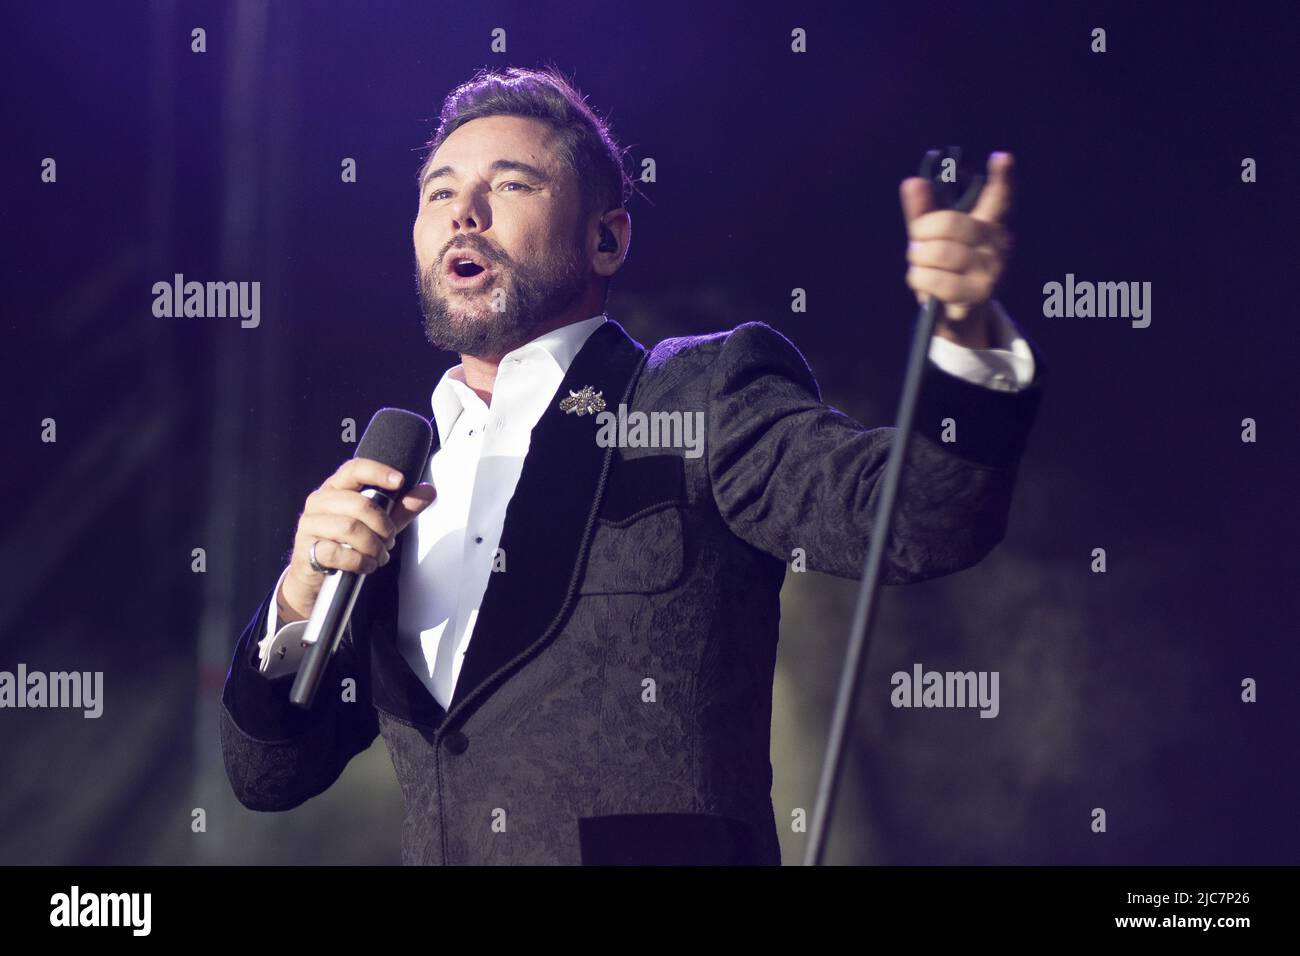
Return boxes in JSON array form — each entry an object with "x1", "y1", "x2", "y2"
[{"x1": 219, "y1": 317, "x2": 1045, "y2": 864}]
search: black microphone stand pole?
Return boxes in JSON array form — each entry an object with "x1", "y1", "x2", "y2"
[{"x1": 804, "y1": 148, "x2": 985, "y2": 866}]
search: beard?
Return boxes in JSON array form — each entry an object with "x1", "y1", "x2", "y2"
[{"x1": 416, "y1": 234, "x2": 588, "y2": 358}]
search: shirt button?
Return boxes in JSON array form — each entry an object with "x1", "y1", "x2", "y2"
[{"x1": 475, "y1": 535, "x2": 483, "y2": 543}]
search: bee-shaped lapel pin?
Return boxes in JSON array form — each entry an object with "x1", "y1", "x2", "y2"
[{"x1": 558, "y1": 386, "x2": 607, "y2": 416}]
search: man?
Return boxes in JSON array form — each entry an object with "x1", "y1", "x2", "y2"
[{"x1": 220, "y1": 66, "x2": 1044, "y2": 865}]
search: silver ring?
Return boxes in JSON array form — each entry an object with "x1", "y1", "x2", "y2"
[{"x1": 308, "y1": 540, "x2": 331, "y2": 574}]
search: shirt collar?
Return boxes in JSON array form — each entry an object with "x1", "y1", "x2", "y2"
[{"x1": 429, "y1": 313, "x2": 608, "y2": 445}]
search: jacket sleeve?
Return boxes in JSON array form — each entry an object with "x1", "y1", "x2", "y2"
[
  {"x1": 218, "y1": 576, "x2": 379, "y2": 811},
  {"x1": 706, "y1": 320, "x2": 1046, "y2": 584}
]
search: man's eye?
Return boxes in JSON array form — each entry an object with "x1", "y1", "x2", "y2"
[{"x1": 427, "y1": 183, "x2": 528, "y2": 202}]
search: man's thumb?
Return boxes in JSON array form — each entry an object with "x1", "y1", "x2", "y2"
[{"x1": 391, "y1": 482, "x2": 438, "y2": 529}]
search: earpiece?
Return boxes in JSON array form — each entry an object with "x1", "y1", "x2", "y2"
[{"x1": 597, "y1": 223, "x2": 617, "y2": 253}]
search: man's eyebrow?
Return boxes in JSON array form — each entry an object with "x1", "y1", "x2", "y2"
[{"x1": 420, "y1": 159, "x2": 550, "y2": 192}]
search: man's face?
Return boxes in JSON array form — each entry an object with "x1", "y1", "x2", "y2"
[{"x1": 413, "y1": 114, "x2": 590, "y2": 358}]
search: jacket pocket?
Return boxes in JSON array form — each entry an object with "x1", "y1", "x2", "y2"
[{"x1": 579, "y1": 454, "x2": 686, "y2": 595}]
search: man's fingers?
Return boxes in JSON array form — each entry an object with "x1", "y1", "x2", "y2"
[
  {"x1": 970, "y1": 151, "x2": 1014, "y2": 225},
  {"x1": 304, "y1": 487, "x2": 397, "y2": 540},
  {"x1": 323, "y1": 457, "x2": 407, "y2": 493},
  {"x1": 303, "y1": 537, "x2": 382, "y2": 575},
  {"x1": 389, "y1": 482, "x2": 438, "y2": 533},
  {"x1": 908, "y1": 238, "x2": 980, "y2": 273},
  {"x1": 328, "y1": 538, "x2": 379, "y2": 574},
  {"x1": 299, "y1": 512, "x2": 389, "y2": 564},
  {"x1": 900, "y1": 176, "x2": 938, "y2": 225},
  {"x1": 907, "y1": 239, "x2": 1001, "y2": 279},
  {"x1": 906, "y1": 264, "x2": 996, "y2": 309},
  {"x1": 908, "y1": 210, "x2": 1005, "y2": 248}
]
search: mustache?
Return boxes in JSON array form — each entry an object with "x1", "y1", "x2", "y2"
[{"x1": 441, "y1": 238, "x2": 506, "y2": 267}]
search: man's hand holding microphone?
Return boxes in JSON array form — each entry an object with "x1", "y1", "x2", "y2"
[{"x1": 277, "y1": 457, "x2": 438, "y2": 625}]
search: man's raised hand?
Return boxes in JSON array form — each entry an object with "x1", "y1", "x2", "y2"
[{"x1": 900, "y1": 151, "x2": 1015, "y2": 346}]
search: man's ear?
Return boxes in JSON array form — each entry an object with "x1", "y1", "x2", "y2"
[{"x1": 592, "y1": 208, "x2": 630, "y2": 277}]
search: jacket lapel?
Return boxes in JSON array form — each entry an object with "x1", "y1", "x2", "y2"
[
  {"x1": 359, "y1": 318, "x2": 647, "y2": 726},
  {"x1": 449, "y1": 318, "x2": 646, "y2": 715}
]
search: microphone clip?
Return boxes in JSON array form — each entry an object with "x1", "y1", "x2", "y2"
[{"x1": 917, "y1": 145, "x2": 985, "y2": 213}]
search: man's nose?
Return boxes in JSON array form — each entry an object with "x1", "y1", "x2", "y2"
[{"x1": 450, "y1": 192, "x2": 488, "y2": 233}]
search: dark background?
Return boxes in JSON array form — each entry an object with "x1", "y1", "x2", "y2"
[{"x1": 2, "y1": 0, "x2": 1296, "y2": 864}]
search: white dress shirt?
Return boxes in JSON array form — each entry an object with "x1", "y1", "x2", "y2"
[{"x1": 256, "y1": 303, "x2": 1036, "y2": 706}]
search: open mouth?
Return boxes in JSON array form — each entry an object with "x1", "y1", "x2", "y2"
[
  {"x1": 438, "y1": 250, "x2": 495, "y2": 292},
  {"x1": 444, "y1": 248, "x2": 492, "y2": 281}
]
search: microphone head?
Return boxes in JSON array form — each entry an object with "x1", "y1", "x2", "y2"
[{"x1": 354, "y1": 408, "x2": 434, "y2": 496}]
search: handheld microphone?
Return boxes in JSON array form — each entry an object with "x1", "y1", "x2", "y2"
[{"x1": 289, "y1": 407, "x2": 433, "y2": 709}]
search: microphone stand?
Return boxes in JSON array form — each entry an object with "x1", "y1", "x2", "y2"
[{"x1": 803, "y1": 148, "x2": 985, "y2": 866}]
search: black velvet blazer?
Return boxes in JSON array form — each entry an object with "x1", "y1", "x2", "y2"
[{"x1": 220, "y1": 317, "x2": 1045, "y2": 865}]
